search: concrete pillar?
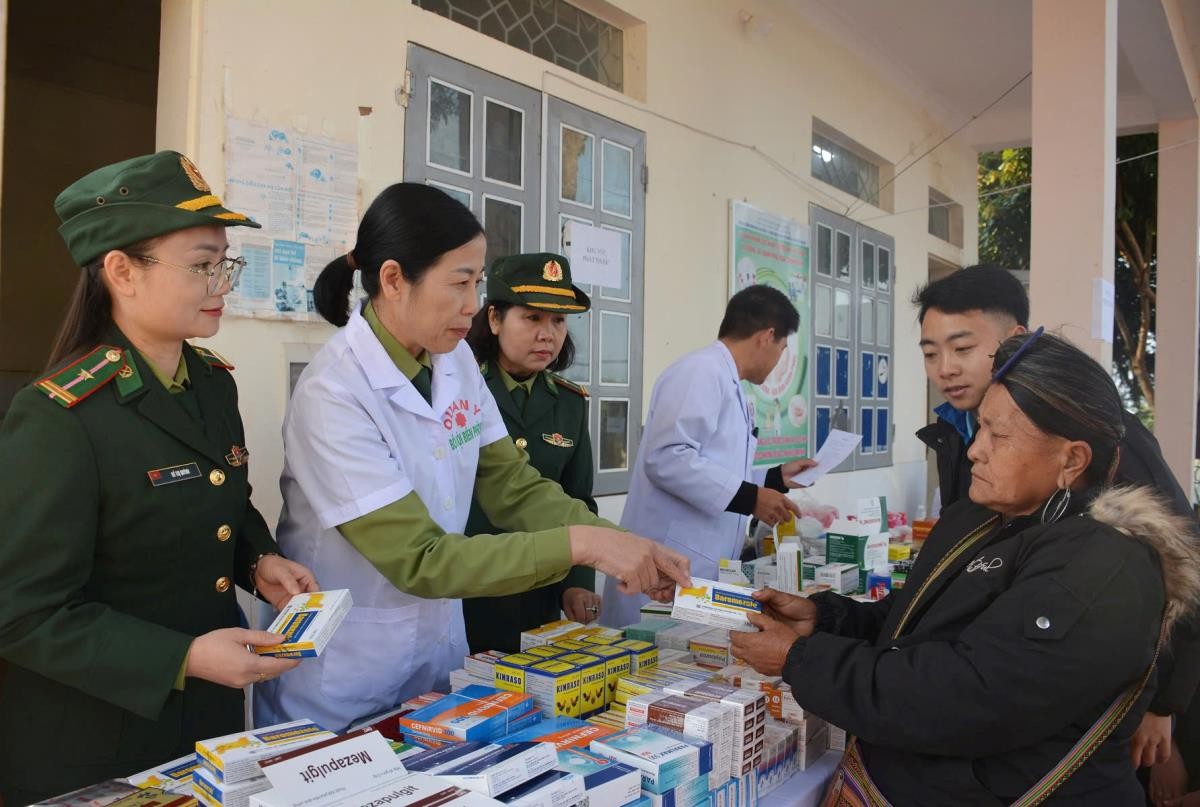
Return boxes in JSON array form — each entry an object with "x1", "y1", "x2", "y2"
[
  {"x1": 1154, "y1": 118, "x2": 1199, "y2": 498},
  {"x1": 1028, "y1": 0, "x2": 1117, "y2": 365}
]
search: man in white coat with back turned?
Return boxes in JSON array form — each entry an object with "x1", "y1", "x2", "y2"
[{"x1": 601, "y1": 286, "x2": 815, "y2": 628}]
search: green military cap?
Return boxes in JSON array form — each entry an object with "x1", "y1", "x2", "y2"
[
  {"x1": 55, "y1": 150, "x2": 261, "y2": 266},
  {"x1": 486, "y1": 252, "x2": 591, "y2": 313}
]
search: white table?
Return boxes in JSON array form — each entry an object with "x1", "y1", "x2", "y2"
[{"x1": 759, "y1": 750, "x2": 840, "y2": 806}]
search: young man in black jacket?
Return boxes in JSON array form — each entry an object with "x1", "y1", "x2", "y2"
[{"x1": 913, "y1": 264, "x2": 1199, "y2": 784}]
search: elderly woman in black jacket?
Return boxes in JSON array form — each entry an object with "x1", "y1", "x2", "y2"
[{"x1": 732, "y1": 331, "x2": 1200, "y2": 805}]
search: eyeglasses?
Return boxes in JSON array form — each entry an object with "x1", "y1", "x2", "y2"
[{"x1": 131, "y1": 254, "x2": 246, "y2": 295}]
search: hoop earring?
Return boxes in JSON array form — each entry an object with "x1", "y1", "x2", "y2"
[{"x1": 1041, "y1": 487, "x2": 1071, "y2": 525}]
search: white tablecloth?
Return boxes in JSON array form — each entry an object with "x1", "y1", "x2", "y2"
[{"x1": 759, "y1": 750, "x2": 840, "y2": 806}]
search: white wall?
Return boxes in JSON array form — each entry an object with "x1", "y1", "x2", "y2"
[{"x1": 158, "y1": 0, "x2": 978, "y2": 530}]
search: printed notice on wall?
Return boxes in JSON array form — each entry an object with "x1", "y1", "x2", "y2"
[
  {"x1": 222, "y1": 117, "x2": 359, "y2": 321},
  {"x1": 567, "y1": 221, "x2": 622, "y2": 287},
  {"x1": 730, "y1": 201, "x2": 811, "y2": 466}
]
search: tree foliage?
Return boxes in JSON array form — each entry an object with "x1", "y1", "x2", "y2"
[
  {"x1": 978, "y1": 137, "x2": 1157, "y2": 417},
  {"x1": 978, "y1": 148, "x2": 1031, "y2": 273}
]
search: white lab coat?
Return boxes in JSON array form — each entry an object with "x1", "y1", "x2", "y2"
[
  {"x1": 254, "y1": 303, "x2": 509, "y2": 731},
  {"x1": 600, "y1": 341, "x2": 763, "y2": 628}
]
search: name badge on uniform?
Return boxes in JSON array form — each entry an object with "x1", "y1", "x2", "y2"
[{"x1": 147, "y1": 462, "x2": 202, "y2": 487}]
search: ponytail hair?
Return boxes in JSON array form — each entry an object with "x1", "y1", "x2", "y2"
[
  {"x1": 313, "y1": 183, "x2": 483, "y2": 326},
  {"x1": 45, "y1": 235, "x2": 158, "y2": 370}
]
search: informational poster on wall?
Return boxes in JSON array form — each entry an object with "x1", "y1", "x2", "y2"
[
  {"x1": 729, "y1": 201, "x2": 811, "y2": 467},
  {"x1": 222, "y1": 117, "x2": 359, "y2": 321}
]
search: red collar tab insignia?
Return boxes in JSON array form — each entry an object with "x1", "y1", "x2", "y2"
[
  {"x1": 542, "y1": 432, "x2": 575, "y2": 448},
  {"x1": 225, "y1": 445, "x2": 250, "y2": 467},
  {"x1": 542, "y1": 260, "x2": 564, "y2": 282}
]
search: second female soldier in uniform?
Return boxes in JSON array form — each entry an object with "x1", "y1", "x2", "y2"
[
  {"x1": 0, "y1": 152, "x2": 318, "y2": 801},
  {"x1": 463, "y1": 253, "x2": 600, "y2": 652}
]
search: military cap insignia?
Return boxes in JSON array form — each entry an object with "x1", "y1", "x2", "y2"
[
  {"x1": 180, "y1": 155, "x2": 212, "y2": 193},
  {"x1": 35, "y1": 345, "x2": 125, "y2": 407},
  {"x1": 542, "y1": 259, "x2": 564, "y2": 282},
  {"x1": 550, "y1": 373, "x2": 589, "y2": 397},
  {"x1": 543, "y1": 432, "x2": 575, "y2": 448},
  {"x1": 189, "y1": 343, "x2": 234, "y2": 370}
]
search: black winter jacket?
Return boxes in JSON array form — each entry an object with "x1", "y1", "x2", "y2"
[{"x1": 783, "y1": 488, "x2": 1200, "y2": 805}]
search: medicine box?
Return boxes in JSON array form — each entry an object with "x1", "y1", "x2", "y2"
[
  {"x1": 253, "y1": 590, "x2": 352, "y2": 658},
  {"x1": 670, "y1": 579, "x2": 761, "y2": 632}
]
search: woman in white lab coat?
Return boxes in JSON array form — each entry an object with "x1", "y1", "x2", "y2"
[{"x1": 254, "y1": 184, "x2": 689, "y2": 731}]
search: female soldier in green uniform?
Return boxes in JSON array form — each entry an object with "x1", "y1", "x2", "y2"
[
  {"x1": 0, "y1": 151, "x2": 318, "y2": 802},
  {"x1": 463, "y1": 253, "x2": 602, "y2": 652}
]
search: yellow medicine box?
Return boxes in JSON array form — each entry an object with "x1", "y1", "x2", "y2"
[
  {"x1": 551, "y1": 639, "x2": 590, "y2": 652},
  {"x1": 528, "y1": 659, "x2": 584, "y2": 717},
  {"x1": 493, "y1": 653, "x2": 540, "y2": 694},
  {"x1": 614, "y1": 638, "x2": 659, "y2": 673},
  {"x1": 557, "y1": 652, "x2": 608, "y2": 717},
  {"x1": 577, "y1": 644, "x2": 633, "y2": 704},
  {"x1": 525, "y1": 645, "x2": 568, "y2": 661}
]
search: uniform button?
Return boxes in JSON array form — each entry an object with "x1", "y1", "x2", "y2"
[
  {"x1": 443, "y1": 497, "x2": 454, "y2": 511},
  {"x1": 209, "y1": 469, "x2": 226, "y2": 486},
  {"x1": 105, "y1": 349, "x2": 122, "y2": 363},
  {"x1": 216, "y1": 524, "x2": 232, "y2": 542},
  {"x1": 215, "y1": 576, "x2": 231, "y2": 593},
  {"x1": 1036, "y1": 616, "x2": 1051, "y2": 630},
  {"x1": 515, "y1": 437, "x2": 528, "y2": 450}
]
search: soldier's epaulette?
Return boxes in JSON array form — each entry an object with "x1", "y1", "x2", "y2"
[
  {"x1": 35, "y1": 345, "x2": 126, "y2": 408},
  {"x1": 189, "y1": 343, "x2": 234, "y2": 370},
  {"x1": 549, "y1": 373, "x2": 589, "y2": 398}
]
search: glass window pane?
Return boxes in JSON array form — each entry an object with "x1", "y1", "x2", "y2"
[
  {"x1": 835, "y1": 348, "x2": 850, "y2": 398},
  {"x1": 600, "y1": 312, "x2": 630, "y2": 385},
  {"x1": 878, "y1": 248, "x2": 891, "y2": 290},
  {"x1": 429, "y1": 181, "x2": 471, "y2": 210},
  {"x1": 860, "y1": 406, "x2": 874, "y2": 454},
  {"x1": 811, "y1": 130, "x2": 880, "y2": 207},
  {"x1": 429, "y1": 80, "x2": 471, "y2": 174},
  {"x1": 815, "y1": 284, "x2": 832, "y2": 337},
  {"x1": 816, "y1": 345, "x2": 832, "y2": 396},
  {"x1": 861, "y1": 242, "x2": 875, "y2": 287},
  {"x1": 600, "y1": 226, "x2": 631, "y2": 301},
  {"x1": 834, "y1": 288, "x2": 850, "y2": 340},
  {"x1": 816, "y1": 224, "x2": 832, "y2": 276},
  {"x1": 860, "y1": 296, "x2": 874, "y2": 344},
  {"x1": 877, "y1": 300, "x2": 891, "y2": 347},
  {"x1": 599, "y1": 399, "x2": 629, "y2": 471},
  {"x1": 861, "y1": 352, "x2": 875, "y2": 398},
  {"x1": 836, "y1": 230, "x2": 851, "y2": 280},
  {"x1": 561, "y1": 126, "x2": 594, "y2": 206},
  {"x1": 483, "y1": 197, "x2": 522, "y2": 267},
  {"x1": 484, "y1": 100, "x2": 523, "y2": 186},
  {"x1": 601, "y1": 141, "x2": 632, "y2": 217},
  {"x1": 563, "y1": 311, "x2": 591, "y2": 383}
]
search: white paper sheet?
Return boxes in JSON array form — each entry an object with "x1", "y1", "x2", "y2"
[{"x1": 789, "y1": 429, "x2": 862, "y2": 486}]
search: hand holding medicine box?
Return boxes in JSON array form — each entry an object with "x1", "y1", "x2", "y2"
[
  {"x1": 670, "y1": 578, "x2": 761, "y2": 632},
  {"x1": 253, "y1": 590, "x2": 352, "y2": 658}
]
